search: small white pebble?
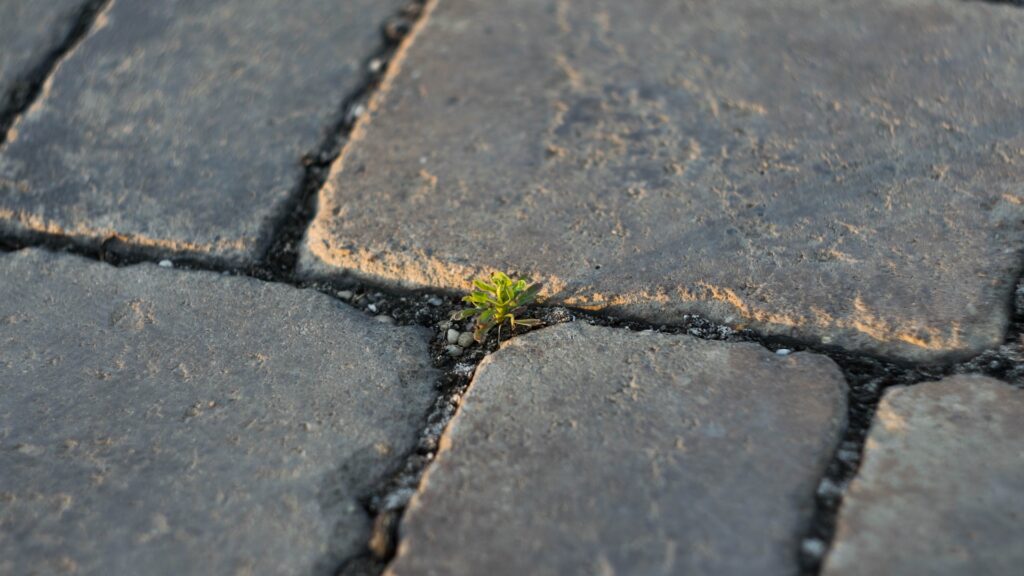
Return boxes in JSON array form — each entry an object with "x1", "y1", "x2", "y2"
[
  {"x1": 367, "y1": 303, "x2": 378, "y2": 313},
  {"x1": 801, "y1": 538, "x2": 826, "y2": 559},
  {"x1": 445, "y1": 345, "x2": 463, "y2": 357},
  {"x1": 158, "y1": 260, "x2": 173, "y2": 268},
  {"x1": 457, "y1": 332, "x2": 474, "y2": 348},
  {"x1": 837, "y1": 449, "x2": 860, "y2": 463},
  {"x1": 817, "y1": 478, "x2": 842, "y2": 498},
  {"x1": 375, "y1": 315, "x2": 395, "y2": 325},
  {"x1": 452, "y1": 363, "x2": 475, "y2": 377},
  {"x1": 446, "y1": 329, "x2": 460, "y2": 344},
  {"x1": 427, "y1": 296, "x2": 444, "y2": 307},
  {"x1": 775, "y1": 348, "x2": 792, "y2": 356},
  {"x1": 337, "y1": 290, "x2": 353, "y2": 301}
]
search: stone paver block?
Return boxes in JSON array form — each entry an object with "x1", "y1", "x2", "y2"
[
  {"x1": 301, "y1": 0, "x2": 1024, "y2": 362},
  {"x1": 823, "y1": 375, "x2": 1024, "y2": 576},
  {"x1": 0, "y1": 0, "x2": 404, "y2": 266},
  {"x1": 0, "y1": 1, "x2": 92, "y2": 112},
  {"x1": 388, "y1": 323, "x2": 847, "y2": 576},
  {"x1": 0, "y1": 250, "x2": 438, "y2": 575}
]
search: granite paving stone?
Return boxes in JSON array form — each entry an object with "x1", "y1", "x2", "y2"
[
  {"x1": 387, "y1": 322, "x2": 847, "y2": 576},
  {"x1": 0, "y1": 0, "x2": 404, "y2": 266},
  {"x1": 823, "y1": 375, "x2": 1024, "y2": 576},
  {"x1": 301, "y1": 0, "x2": 1024, "y2": 362},
  {"x1": 0, "y1": 0, "x2": 93, "y2": 119},
  {"x1": 0, "y1": 249, "x2": 438, "y2": 575}
]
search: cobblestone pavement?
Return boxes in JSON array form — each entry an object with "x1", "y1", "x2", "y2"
[{"x1": 1, "y1": 1, "x2": 1022, "y2": 575}]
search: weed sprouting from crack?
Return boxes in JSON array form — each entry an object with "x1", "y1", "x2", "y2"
[{"x1": 453, "y1": 271, "x2": 542, "y2": 343}]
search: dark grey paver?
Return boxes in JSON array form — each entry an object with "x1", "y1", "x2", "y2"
[
  {"x1": 301, "y1": 0, "x2": 1024, "y2": 362},
  {"x1": 823, "y1": 375, "x2": 1024, "y2": 576},
  {"x1": 0, "y1": 249, "x2": 438, "y2": 575},
  {"x1": 0, "y1": 0, "x2": 404, "y2": 266},
  {"x1": 0, "y1": 1, "x2": 92, "y2": 116},
  {"x1": 387, "y1": 323, "x2": 846, "y2": 576}
]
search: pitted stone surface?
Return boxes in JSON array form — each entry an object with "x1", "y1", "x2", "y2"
[
  {"x1": 0, "y1": 0, "x2": 404, "y2": 266},
  {"x1": 0, "y1": 250, "x2": 438, "y2": 575},
  {"x1": 823, "y1": 375, "x2": 1024, "y2": 576},
  {"x1": 0, "y1": 0, "x2": 92, "y2": 115},
  {"x1": 388, "y1": 323, "x2": 846, "y2": 576},
  {"x1": 302, "y1": 0, "x2": 1024, "y2": 362}
]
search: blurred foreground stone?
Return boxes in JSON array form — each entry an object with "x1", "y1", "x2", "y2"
[{"x1": 0, "y1": 250, "x2": 437, "y2": 575}]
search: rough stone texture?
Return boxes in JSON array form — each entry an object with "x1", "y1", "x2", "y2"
[
  {"x1": 0, "y1": 0, "x2": 404, "y2": 266},
  {"x1": 0, "y1": 250, "x2": 437, "y2": 575},
  {"x1": 301, "y1": 0, "x2": 1024, "y2": 362},
  {"x1": 823, "y1": 375, "x2": 1024, "y2": 576},
  {"x1": 0, "y1": 1, "x2": 92, "y2": 114},
  {"x1": 388, "y1": 323, "x2": 847, "y2": 576}
]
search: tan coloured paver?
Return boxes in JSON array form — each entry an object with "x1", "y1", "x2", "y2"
[{"x1": 302, "y1": 0, "x2": 1024, "y2": 362}]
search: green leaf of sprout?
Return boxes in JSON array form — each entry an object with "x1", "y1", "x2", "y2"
[{"x1": 457, "y1": 271, "x2": 544, "y2": 342}]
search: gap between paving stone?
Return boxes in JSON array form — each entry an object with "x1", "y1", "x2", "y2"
[
  {"x1": 263, "y1": 0, "x2": 428, "y2": 277},
  {"x1": 0, "y1": 0, "x2": 110, "y2": 147}
]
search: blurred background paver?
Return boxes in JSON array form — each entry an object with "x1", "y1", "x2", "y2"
[
  {"x1": 0, "y1": 1, "x2": 94, "y2": 119},
  {"x1": 823, "y1": 375, "x2": 1024, "y2": 576},
  {"x1": 301, "y1": 0, "x2": 1024, "y2": 362},
  {"x1": 0, "y1": 250, "x2": 437, "y2": 575},
  {"x1": 388, "y1": 323, "x2": 846, "y2": 576},
  {"x1": 0, "y1": 0, "x2": 404, "y2": 266}
]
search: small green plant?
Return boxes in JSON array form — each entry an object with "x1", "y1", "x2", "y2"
[{"x1": 453, "y1": 271, "x2": 542, "y2": 342}]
